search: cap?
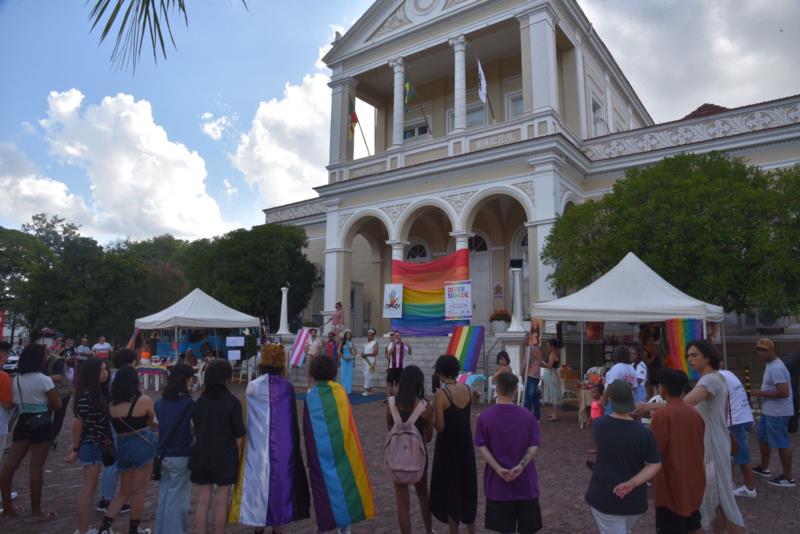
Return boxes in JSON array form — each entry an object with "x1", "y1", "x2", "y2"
[
  {"x1": 756, "y1": 338, "x2": 774, "y2": 351},
  {"x1": 607, "y1": 380, "x2": 635, "y2": 414}
]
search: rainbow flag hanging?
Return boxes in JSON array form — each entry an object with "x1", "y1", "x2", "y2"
[
  {"x1": 303, "y1": 381, "x2": 375, "y2": 531},
  {"x1": 289, "y1": 328, "x2": 311, "y2": 367},
  {"x1": 446, "y1": 325, "x2": 485, "y2": 373},
  {"x1": 391, "y1": 249, "x2": 470, "y2": 336},
  {"x1": 665, "y1": 318, "x2": 703, "y2": 380}
]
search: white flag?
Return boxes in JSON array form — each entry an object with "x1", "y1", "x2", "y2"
[{"x1": 477, "y1": 58, "x2": 487, "y2": 104}]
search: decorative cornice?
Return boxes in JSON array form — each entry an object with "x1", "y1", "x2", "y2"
[
  {"x1": 443, "y1": 0, "x2": 470, "y2": 9},
  {"x1": 443, "y1": 190, "x2": 475, "y2": 213},
  {"x1": 264, "y1": 200, "x2": 326, "y2": 224},
  {"x1": 380, "y1": 202, "x2": 411, "y2": 223},
  {"x1": 370, "y1": 4, "x2": 411, "y2": 41},
  {"x1": 512, "y1": 180, "x2": 536, "y2": 204},
  {"x1": 338, "y1": 212, "x2": 353, "y2": 233},
  {"x1": 583, "y1": 101, "x2": 800, "y2": 161}
]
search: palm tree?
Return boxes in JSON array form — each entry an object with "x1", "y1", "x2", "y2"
[{"x1": 89, "y1": 0, "x2": 246, "y2": 72}]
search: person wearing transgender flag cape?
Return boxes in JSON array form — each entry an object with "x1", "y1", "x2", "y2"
[
  {"x1": 229, "y1": 344, "x2": 310, "y2": 533},
  {"x1": 304, "y1": 355, "x2": 375, "y2": 534}
]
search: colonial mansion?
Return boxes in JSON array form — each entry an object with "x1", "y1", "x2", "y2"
[{"x1": 264, "y1": 0, "x2": 800, "y2": 338}]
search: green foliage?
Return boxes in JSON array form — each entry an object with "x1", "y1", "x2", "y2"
[
  {"x1": 0, "y1": 227, "x2": 53, "y2": 308},
  {"x1": 542, "y1": 153, "x2": 799, "y2": 314}
]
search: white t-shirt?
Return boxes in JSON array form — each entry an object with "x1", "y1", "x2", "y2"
[
  {"x1": 634, "y1": 361, "x2": 648, "y2": 386},
  {"x1": 361, "y1": 340, "x2": 378, "y2": 362},
  {"x1": 761, "y1": 358, "x2": 794, "y2": 417},
  {"x1": 719, "y1": 370, "x2": 754, "y2": 426},
  {"x1": 12, "y1": 373, "x2": 56, "y2": 414},
  {"x1": 92, "y1": 342, "x2": 113, "y2": 358},
  {"x1": 604, "y1": 362, "x2": 637, "y2": 388}
]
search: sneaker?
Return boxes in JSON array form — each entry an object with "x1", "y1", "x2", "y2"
[
  {"x1": 753, "y1": 466, "x2": 772, "y2": 478},
  {"x1": 96, "y1": 499, "x2": 108, "y2": 512},
  {"x1": 767, "y1": 475, "x2": 796, "y2": 488},
  {"x1": 133, "y1": 528, "x2": 151, "y2": 534},
  {"x1": 733, "y1": 485, "x2": 757, "y2": 497},
  {"x1": 120, "y1": 504, "x2": 131, "y2": 514},
  {"x1": 361, "y1": 391, "x2": 369, "y2": 396}
]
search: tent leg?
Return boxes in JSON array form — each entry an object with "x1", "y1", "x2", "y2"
[
  {"x1": 174, "y1": 326, "x2": 178, "y2": 359},
  {"x1": 722, "y1": 322, "x2": 728, "y2": 369},
  {"x1": 580, "y1": 322, "x2": 584, "y2": 379}
]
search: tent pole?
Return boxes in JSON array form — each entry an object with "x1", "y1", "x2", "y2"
[
  {"x1": 174, "y1": 325, "x2": 178, "y2": 359},
  {"x1": 721, "y1": 322, "x2": 728, "y2": 369},
  {"x1": 580, "y1": 322, "x2": 585, "y2": 379}
]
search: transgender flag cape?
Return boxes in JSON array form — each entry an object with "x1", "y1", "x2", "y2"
[
  {"x1": 229, "y1": 374, "x2": 310, "y2": 527},
  {"x1": 304, "y1": 381, "x2": 375, "y2": 531}
]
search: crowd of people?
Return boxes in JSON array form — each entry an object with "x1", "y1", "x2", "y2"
[{"x1": 0, "y1": 329, "x2": 796, "y2": 534}]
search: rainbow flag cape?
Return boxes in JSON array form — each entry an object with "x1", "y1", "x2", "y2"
[
  {"x1": 229, "y1": 374, "x2": 310, "y2": 527},
  {"x1": 665, "y1": 318, "x2": 703, "y2": 380},
  {"x1": 303, "y1": 381, "x2": 375, "y2": 531},
  {"x1": 447, "y1": 325, "x2": 484, "y2": 373},
  {"x1": 289, "y1": 328, "x2": 311, "y2": 367},
  {"x1": 391, "y1": 249, "x2": 470, "y2": 336}
]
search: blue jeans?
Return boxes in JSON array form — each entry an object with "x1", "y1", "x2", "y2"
[
  {"x1": 78, "y1": 442, "x2": 103, "y2": 466},
  {"x1": 100, "y1": 427, "x2": 119, "y2": 501},
  {"x1": 523, "y1": 377, "x2": 541, "y2": 420},
  {"x1": 156, "y1": 456, "x2": 191, "y2": 534},
  {"x1": 115, "y1": 430, "x2": 156, "y2": 471}
]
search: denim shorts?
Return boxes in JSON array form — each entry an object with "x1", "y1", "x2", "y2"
[
  {"x1": 115, "y1": 430, "x2": 156, "y2": 471},
  {"x1": 728, "y1": 422, "x2": 753, "y2": 465},
  {"x1": 757, "y1": 415, "x2": 790, "y2": 449},
  {"x1": 79, "y1": 442, "x2": 103, "y2": 466}
]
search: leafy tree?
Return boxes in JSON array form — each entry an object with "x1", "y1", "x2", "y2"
[
  {"x1": 21, "y1": 213, "x2": 81, "y2": 257},
  {"x1": 542, "y1": 153, "x2": 798, "y2": 314}
]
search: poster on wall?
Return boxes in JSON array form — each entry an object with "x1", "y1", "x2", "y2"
[
  {"x1": 445, "y1": 280, "x2": 472, "y2": 321},
  {"x1": 382, "y1": 283, "x2": 404, "y2": 318}
]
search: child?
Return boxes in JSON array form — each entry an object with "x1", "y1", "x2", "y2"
[
  {"x1": 475, "y1": 372, "x2": 542, "y2": 534},
  {"x1": 490, "y1": 351, "x2": 512, "y2": 402},
  {"x1": 589, "y1": 385, "x2": 604, "y2": 428}
]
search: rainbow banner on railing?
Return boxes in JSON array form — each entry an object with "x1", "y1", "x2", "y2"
[
  {"x1": 391, "y1": 249, "x2": 470, "y2": 336},
  {"x1": 665, "y1": 318, "x2": 703, "y2": 380},
  {"x1": 447, "y1": 325, "x2": 485, "y2": 373}
]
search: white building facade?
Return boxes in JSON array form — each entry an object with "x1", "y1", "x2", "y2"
[{"x1": 264, "y1": 0, "x2": 800, "y2": 336}]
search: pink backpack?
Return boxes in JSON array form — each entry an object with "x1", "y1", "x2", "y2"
[{"x1": 384, "y1": 397, "x2": 427, "y2": 484}]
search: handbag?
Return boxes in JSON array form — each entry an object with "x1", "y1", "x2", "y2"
[
  {"x1": 101, "y1": 435, "x2": 117, "y2": 467},
  {"x1": 16, "y1": 378, "x2": 52, "y2": 432},
  {"x1": 151, "y1": 398, "x2": 194, "y2": 481}
]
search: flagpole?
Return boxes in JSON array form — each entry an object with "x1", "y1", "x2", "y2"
[
  {"x1": 472, "y1": 47, "x2": 496, "y2": 123},
  {"x1": 357, "y1": 121, "x2": 371, "y2": 157}
]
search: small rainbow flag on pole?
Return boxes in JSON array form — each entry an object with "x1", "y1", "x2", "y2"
[
  {"x1": 303, "y1": 381, "x2": 375, "y2": 531},
  {"x1": 289, "y1": 328, "x2": 311, "y2": 368},
  {"x1": 446, "y1": 325, "x2": 485, "y2": 373},
  {"x1": 665, "y1": 318, "x2": 703, "y2": 380}
]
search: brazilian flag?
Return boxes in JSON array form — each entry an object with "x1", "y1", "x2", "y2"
[{"x1": 403, "y1": 74, "x2": 415, "y2": 112}]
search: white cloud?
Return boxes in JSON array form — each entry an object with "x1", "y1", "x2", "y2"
[
  {"x1": 578, "y1": 0, "x2": 800, "y2": 122},
  {"x1": 0, "y1": 143, "x2": 92, "y2": 227},
  {"x1": 233, "y1": 72, "x2": 331, "y2": 208},
  {"x1": 223, "y1": 178, "x2": 238, "y2": 198},
  {"x1": 201, "y1": 114, "x2": 232, "y2": 141},
  {"x1": 40, "y1": 89, "x2": 234, "y2": 239}
]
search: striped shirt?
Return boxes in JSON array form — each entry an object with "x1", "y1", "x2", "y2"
[{"x1": 74, "y1": 391, "x2": 111, "y2": 444}]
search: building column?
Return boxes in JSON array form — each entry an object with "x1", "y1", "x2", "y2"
[
  {"x1": 328, "y1": 78, "x2": 358, "y2": 166},
  {"x1": 574, "y1": 36, "x2": 588, "y2": 139},
  {"x1": 386, "y1": 240, "x2": 409, "y2": 261},
  {"x1": 518, "y1": 5, "x2": 559, "y2": 136},
  {"x1": 449, "y1": 35, "x2": 467, "y2": 133},
  {"x1": 389, "y1": 58, "x2": 405, "y2": 149},
  {"x1": 604, "y1": 73, "x2": 614, "y2": 134},
  {"x1": 450, "y1": 231, "x2": 472, "y2": 251},
  {"x1": 526, "y1": 154, "x2": 564, "y2": 303},
  {"x1": 323, "y1": 199, "x2": 344, "y2": 333}
]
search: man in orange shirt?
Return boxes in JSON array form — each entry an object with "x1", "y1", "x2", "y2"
[{"x1": 651, "y1": 369, "x2": 706, "y2": 534}]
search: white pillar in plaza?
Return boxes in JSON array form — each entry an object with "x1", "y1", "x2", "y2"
[
  {"x1": 574, "y1": 35, "x2": 588, "y2": 139},
  {"x1": 277, "y1": 286, "x2": 291, "y2": 335},
  {"x1": 449, "y1": 35, "x2": 467, "y2": 133},
  {"x1": 508, "y1": 267, "x2": 525, "y2": 332},
  {"x1": 389, "y1": 58, "x2": 405, "y2": 149}
]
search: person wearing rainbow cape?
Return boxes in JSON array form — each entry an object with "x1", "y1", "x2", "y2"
[
  {"x1": 229, "y1": 345, "x2": 310, "y2": 533},
  {"x1": 304, "y1": 355, "x2": 375, "y2": 534}
]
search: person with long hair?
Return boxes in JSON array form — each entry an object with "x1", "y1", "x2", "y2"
[
  {"x1": 429, "y1": 355, "x2": 478, "y2": 534},
  {"x1": 338, "y1": 330, "x2": 357, "y2": 394},
  {"x1": 387, "y1": 365, "x2": 434, "y2": 534},
  {"x1": 97, "y1": 365, "x2": 157, "y2": 534},
  {"x1": 64, "y1": 358, "x2": 111, "y2": 534},
  {"x1": 229, "y1": 345, "x2": 310, "y2": 534},
  {"x1": 190, "y1": 359, "x2": 245, "y2": 534},
  {"x1": 491, "y1": 352, "x2": 512, "y2": 402},
  {"x1": 540, "y1": 339, "x2": 563, "y2": 421},
  {"x1": 0, "y1": 344, "x2": 62, "y2": 521},
  {"x1": 154, "y1": 363, "x2": 195, "y2": 534}
]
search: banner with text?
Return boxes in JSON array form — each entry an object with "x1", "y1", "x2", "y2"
[
  {"x1": 383, "y1": 284, "x2": 404, "y2": 318},
  {"x1": 445, "y1": 280, "x2": 472, "y2": 321}
]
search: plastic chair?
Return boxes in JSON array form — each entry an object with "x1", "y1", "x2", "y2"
[
  {"x1": 193, "y1": 360, "x2": 206, "y2": 390},
  {"x1": 235, "y1": 355, "x2": 256, "y2": 384}
]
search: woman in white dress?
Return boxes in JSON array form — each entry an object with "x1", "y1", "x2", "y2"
[
  {"x1": 684, "y1": 339, "x2": 745, "y2": 533},
  {"x1": 540, "y1": 338, "x2": 563, "y2": 421}
]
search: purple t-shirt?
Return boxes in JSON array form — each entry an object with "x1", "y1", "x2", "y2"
[{"x1": 474, "y1": 404, "x2": 541, "y2": 501}]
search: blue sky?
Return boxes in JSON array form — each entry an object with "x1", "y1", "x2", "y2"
[{"x1": 1, "y1": 0, "x2": 797, "y2": 243}]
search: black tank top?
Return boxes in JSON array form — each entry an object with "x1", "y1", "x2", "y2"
[{"x1": 111, "y1": 395, "x2": 149, "y2": 433}]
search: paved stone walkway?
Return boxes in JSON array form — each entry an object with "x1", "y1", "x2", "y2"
[{"x1": 1, "y1": 385, "x2": 798, "y2": 533}]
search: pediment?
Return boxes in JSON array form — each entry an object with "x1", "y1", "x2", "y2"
[{"x1": 323, "y1": 0, "x2": 479, "y2": 66}]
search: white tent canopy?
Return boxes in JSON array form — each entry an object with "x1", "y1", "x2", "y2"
[
  {"x1": 531, "y1": 252, "x2": 724, "y2": 323},
  {"x1": 135, "y1": 288, "x2": 260, "y2": 330}
]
